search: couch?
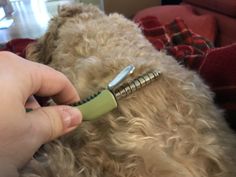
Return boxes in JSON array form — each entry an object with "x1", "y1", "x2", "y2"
[{"x1": 133, "y1": 0, "x2": 236, "y2": 130}]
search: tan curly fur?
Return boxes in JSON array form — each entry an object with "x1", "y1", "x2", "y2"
[{"x1": 22, "y1": 3, "x2": 236, "y2": 177}]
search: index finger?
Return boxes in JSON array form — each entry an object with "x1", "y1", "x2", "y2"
[
  {"x1": 27, "y1": 62, "x2": 80, "y2": 105},
  {"x1": 1, "y1": 52, "x2": 80, "y2": 105}
]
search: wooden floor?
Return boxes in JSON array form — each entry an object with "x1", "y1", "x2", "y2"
[{"x1": 0, "y1": 0, "x2": 71, "y2": 43}]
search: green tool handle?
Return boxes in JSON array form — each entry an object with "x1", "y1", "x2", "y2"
[
  {"x1": 26, "y1": 90, "x2": 117, "y2": 121},
  {"x1": 76, "y1": 89, "x2": 117, "y2": 121}
]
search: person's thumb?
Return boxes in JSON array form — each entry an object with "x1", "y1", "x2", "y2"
[{"x1": 27, "y1": 105, "x2": 82, "y2": 145}]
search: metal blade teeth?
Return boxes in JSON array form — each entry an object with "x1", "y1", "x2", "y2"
[
  {"x1": 70, "y1": 90, "x2": 102, "y2": 106},
  {"x1": 114, "y1": 70, "x2": 161, "y2": 100}
]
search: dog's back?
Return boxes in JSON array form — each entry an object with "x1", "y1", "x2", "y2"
[{"x1": 22, "y1": 4, "x2": 236, "y2": 177}]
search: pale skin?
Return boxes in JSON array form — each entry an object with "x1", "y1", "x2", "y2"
[{"x1": 0, "y1": 51, "x2": 82, "y2": 176}]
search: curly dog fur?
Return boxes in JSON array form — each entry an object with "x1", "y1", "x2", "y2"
[{"x1": 21, "y1": 3, "x2": 236, "y2": 177}]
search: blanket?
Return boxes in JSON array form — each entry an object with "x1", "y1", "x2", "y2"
[{"x1": 135, "y1": 16, "x2": 213, "y2": 70}]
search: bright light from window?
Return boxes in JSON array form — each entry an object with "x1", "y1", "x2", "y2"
[{"x1": 0, "y1": 7, "x2": 5, "y2": 20}]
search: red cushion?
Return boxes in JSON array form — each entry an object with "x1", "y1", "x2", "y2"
[
  {"x1": 134, "y1": 5, "x2": 194, "y2": 23},
  {"x1": 199, "y1": 43, "x2": 236, "y2": 130},
  {"x1": 199, "y1": 43, "x2": 236, "y2": 107},
  {"x1": 0, "y1": 38, "x2": 35, "y2": 58},
  {"x1": 183, "y1": 0, "x2": 236, "y2": 18},
  {"x1": 134, "y1": 5, "x2": 216, "y2": 42}
]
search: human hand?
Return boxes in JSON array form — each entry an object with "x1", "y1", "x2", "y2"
[{"x1": 0, "y1": 52, "x2": 82, "y2": 176}]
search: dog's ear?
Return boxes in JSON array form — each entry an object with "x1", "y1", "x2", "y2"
[
  {"x1": 26, "y1": 17, "x2": 61, "y2": 64},
  {"x1": 57, "y1": 3, "x2": 102, "y2": 19},
  {"x1": 58, "y1": 4, "x2": 83, "y2": 18},
  {"x1": 26, "y1": 33, "x2": 52, "y2": 64},
  {"x1": 26, "y1": 4, "x2": 100, "y2": 64},
  {"x1": 26, "y1": 5, "x2": 84, "y2": 63}
]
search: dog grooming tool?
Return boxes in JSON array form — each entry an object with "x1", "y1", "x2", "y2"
[{"x1": 71, "y1": 65, "x2": 161, "y2": 121}]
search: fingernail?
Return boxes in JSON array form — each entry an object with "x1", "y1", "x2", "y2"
[{"x1": 59, "y1": 106, "x2": 82, "y2": 130}]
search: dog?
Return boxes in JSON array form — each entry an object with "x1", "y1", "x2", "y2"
[{"x1": 21, "y1": 3, "x2": 236, "y2": 177}]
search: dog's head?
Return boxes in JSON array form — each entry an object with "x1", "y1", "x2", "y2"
[
  {"x1": 27, "y1": 3, "x2": 170, "y2": 100},
  {"x1": 26, "y1": 2, "x2": 170, "y2": 145},
  {"x1": 25, "y1": 4, "x2": 228, "y2": 177}
]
